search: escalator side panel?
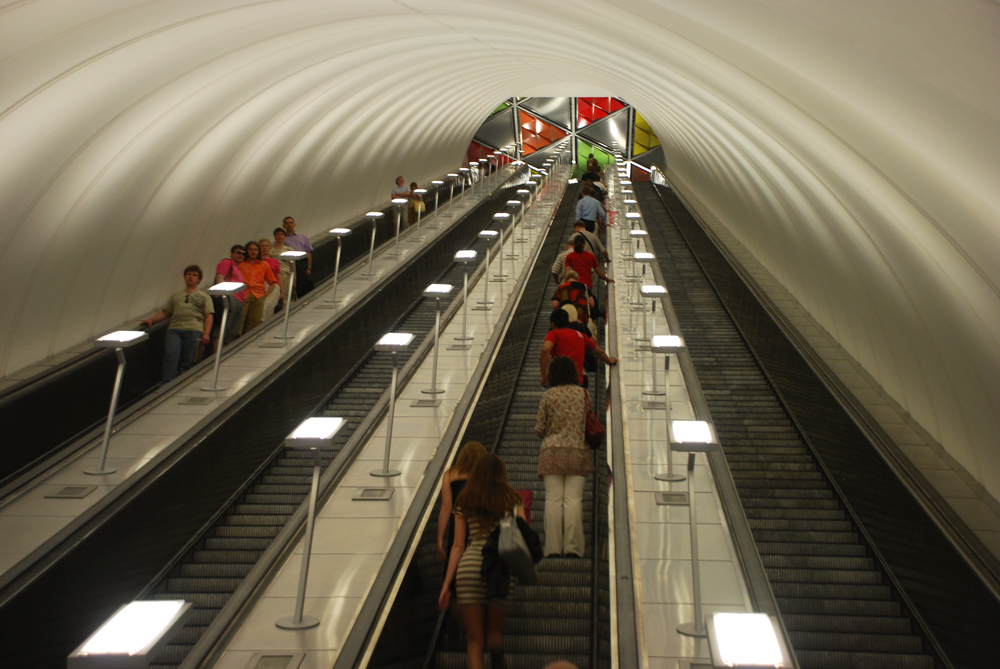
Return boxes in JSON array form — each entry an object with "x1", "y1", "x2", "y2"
[{"x1": 646, "y1": 182, "x2": 1000, "y2": 668}]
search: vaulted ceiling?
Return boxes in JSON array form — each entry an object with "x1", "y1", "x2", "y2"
[{"x1": 2, "y1": 1, "x2": 998, "y2": 497}]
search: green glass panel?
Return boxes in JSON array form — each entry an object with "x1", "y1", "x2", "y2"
[{"x1": 575, "y1": 140, "x2": 614, "y2": 178}]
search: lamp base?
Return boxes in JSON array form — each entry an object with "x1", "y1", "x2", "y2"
[
  {"x1": 447, "y1": 344, "x2": 472, "y2": 351},
  {"x1": 472, "y1": 304, "x2": 493, "y2": 311},
  {"x1": 655, "y1": 472, "x2": 686, "y2": 482},
  {"x1": 370, "y1": 468, "x2": 401, "y2": 478},
  {"x1": 202, "y1": 385, "x2": 227, "y2": 391},
  {"x1": 84, "y1": 466, "x2": 118, "y2": 476},
  {"x1": 276, "y1": 615, "x2": 320, "y2": 630},
  {"x1": 412, "y1": 398, "x2": 442, "y2": 408},
  {"x1": 641, "y1": 400, "x2": 666, "y2": 410},
  {"x1": 676, "y1": 621, "x2": 707, "y2": 638}
]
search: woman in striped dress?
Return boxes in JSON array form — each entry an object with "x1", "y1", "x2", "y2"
[{"x1": 438, "y1": 453, "x2": 525, "y2": 669}]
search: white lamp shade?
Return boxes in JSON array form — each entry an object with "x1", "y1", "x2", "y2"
[
  {"x1": 432, "y1": 180, "x2": 444, "y2": 185},
  {"x1": 207, "y1": 281, "x2": 247, "y2": 296},
  {"x1": 366, "y1": 211, "x2": 385, "y2": 218},
  {"x1": 506, "y1": 200, "x2": 521, "y2": 206},
  {"x1": 279, "y1": 250, "x2": 307, "y2": 260},
  {"x1": 425, "y1": 283, "x2": 454, "y2": 295},
  {"x1": 640, "y1": 285, "x2": 667, "y2": 296},
  {"x1": 413, "y1": 188, "x2": 427, "y2": 194},
  {"x1": 447, "y1": 173, "x2": 459, "y2": 178},
  {"x1": 630, "y1": 230, "x2": 648, "y2": 237},
  {"x1": 375, "y1": 332, "x2": 415, "y2": 350},
  {"x1": 391, "y1": 198, "x2": 409, "y2": 205},
  {"x1": 329, "y1": 227, "x2": 352, "y2": 236},
  {"x1": 708, "y1": 613, "x2": 790, "y2": 668},
  {"x1": 96, "y1": 330, "x2": 149, "y2": 348},
  {"x1": 479, "y1": 230, "x2": 499, "y2": 238},
  {"x1": 650, "y1": 335, "x2": 685, "y2": 353},
  {"x1": 493, "y1": 212, "x2": 510, "y2": 219},
  {"x1": 670, "y1": 420, "x2": 717, "y2": 452},
  {"x1": 288, "y1": 417, "x2": 345, "y2": 441},
  {"x1": 68, "y1": 600, "x2": 190, "y2": 668},
  {"x1": 634, "y1": 252, "x2": 655, "y2": 262},
  {"x1": 625, "y1": 212, "x2": 641, "y2": 220},
  {"x1": 455, "y1": 250, "x2": 477, "y2": 262}
]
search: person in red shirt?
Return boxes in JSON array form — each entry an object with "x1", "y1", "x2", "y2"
[
  {"x1": 565, "y1": 235, "x2": 612, "y2": 289},
  {"x1": 540, "y1": 308, "x2": 616, "y2": 387}
]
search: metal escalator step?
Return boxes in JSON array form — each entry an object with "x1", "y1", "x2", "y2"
[
  {"x1": 179, "y1": 563, "x2": 254, "y2": 579},
  {"x1": 753, "y1": 530, "x2": 859, "y2": 544},
  {"x1": 756, "y1": 541, "x2": 868, "y2": 557},
  {"x1": 504, "y1": 616, "x2": 589, "y2": 635},
  {"x1": 165, "y1": 577, "x2": 243, "y2": 593},
  {"x1": 793, "y1": 649, "x2": 934, "y2": 669},
  {"x1": 191, "y1": 550, "x2": 263, "y2": 564},
  {"x1": 766, "y1": 568, "x2": 883, "y2": 585},
  {"x1": 762, "y1": 555, "x2": 875, "y2": 571},
  {"x1": 731, "y1": 469, "x2": 824, "y2": 481},
  {"x1": 434, "y1": 651, "x2": 590, "y2": 669},
  {"x1": 745, "y1": 508, "x2": 845, "y2": 521},
  {"x1": 252, "y1": 484, "x2": 310, "y2": 495},
  {"x1": 150, "y1": 644, "x2": 194, "y2": 665},
  {"x1": 748, "y1": 519, "x2": 853, "y2": 532},
  {"x1": 224, "y1": 514, "x2": 291, "y2": 527},
  {"x1": 203, "y1": 537, "x2": 273, "y2": 551},
  {"x1": 772, "y1": 582, "x2": 893, "y2": 600},
  {"x1": 213, "y1": 525, "x2": 280, "y2": 539},
  {"x1": 153, "y1": 591, "x2": 228, "y2": 608},
  {"x1": 783, "y1": 613, "x2": 913, "y2": 635},
  {"x1": 739, "y1": 488, "x2": 835, "y2": 500}
]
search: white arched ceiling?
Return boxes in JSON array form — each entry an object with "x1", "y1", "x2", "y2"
[{"x1": 1, "y1": 1, "x2": 997, "y2": 497}]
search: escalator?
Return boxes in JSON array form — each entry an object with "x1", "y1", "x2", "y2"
[
  {"x1": 141, "y1": 185, "x2": 531, "y2": 667},
  {"x1": 367, "y1": 184, "x2": 611, "y2": 668},
  {"x1": 635, "y1": 181, "x2": 1000, "y2": 669}
]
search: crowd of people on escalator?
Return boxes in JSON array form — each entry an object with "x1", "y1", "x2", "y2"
[
  {"x1": 434, "y1": 156, "x2": 616, "y2": 668},
  {"x1": 141, "y1": 215, "x2": 315, "y2": 382}
]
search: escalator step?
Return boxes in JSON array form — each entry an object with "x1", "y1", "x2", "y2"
[
  {"x1": 783, "y1": 613, "x2": 913, "y2": 635},
  {"x1": 766, "y1": 568, "x2": 883, "y2": 585},
  {"x1": 793, "y1": 649, "x2": 934, "y2": 669},
  {"x1": 772, "y1": 582, "x2": 893, "y2": 600}
]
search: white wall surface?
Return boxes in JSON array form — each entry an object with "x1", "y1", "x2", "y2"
[{"x1": 1, "y1": 1, "x2": 997, "y2": 497}]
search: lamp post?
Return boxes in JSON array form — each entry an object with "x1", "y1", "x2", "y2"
[
  {"x1": 478, "y1": 159, "x2": 488, "y2": 189},
  {"x1": 430, "y1": 181, "x2": 444, "y2": 227},
  {"x1": 474, "y1": 230, "x2": 498, "y2": 311},
  {"x1": 362, "y1": 211, "x2": 384, "y2": 277},
  {"x1": 371, "y1": 333, "x2": 414, "y2": 478},
  {"x1": 412, "y1": 188, "x2": 427, "y2": 239},
  {"x1": 446, "y1": 174, "x2": 459, "y2": 215},
  {"x1": 275, "y1": 417, "x2": 346, "y2": 630},
  {"x1": 640, "y1": 287, "x2": 669, "y2": 407},
  {"x1": 390, "y1": 198, "x2": 408, "y2": 257},
  {"x1": 276, "y1": 250, "x2": 307, "y2": 341},
  {"x1": 448, "y1": 250, "x2": 477, "y2": 350},
  {"x1": 414, "y1": 284, "x2": 454, "y2": 407},
  {"x1": 202, "y1": 282, "x2": 247, "y2": 392},
  {"x1": 85, "y1": 330, "x2": 149, "y2": 475},
  {"x1": 634, "y1": 251, "x2": 655, "y2": 319},
  {"x1": 323, "y1": 228, "x2": 352, "y2": 307},
  {"x1": 669, "y1": 420, "x2": 719, "y2": 637},
  {"x1": 458, "y1": 168, "x2": 470, "y2": 204},
  {"x1": 516, "y1": 189, "x2": 535, "y2": 229},
  {"x1": 491, "y1": 213, "x2": 510, "y2": 282},
  {"x1": 651, "y1": 336, "x2": 688, "y2": 485}
]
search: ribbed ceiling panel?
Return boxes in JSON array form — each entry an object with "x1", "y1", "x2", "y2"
[{"x1": 0, "y1": 0, "x2": 997, "y2": 499}]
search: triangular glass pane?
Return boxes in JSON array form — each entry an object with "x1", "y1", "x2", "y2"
[
  {"x1": 475, "y1": 108, "x2": 516, "y2": 151},
  {"x1": 575, "y1": 139, "x2": 614, "y2": 177},
  {"x1": 490, "y1": 101, "x2": 510, "y2": 117},
  {"x1": 633, "y1": 145, "x2": 665, "y2": 171},
  {"x1": 578, "y1": 108, "x2": 630, "y2": 152},
  {"x1": 520, "y1": 110, "x2": 567, "y2": 154},
  {"x1": 633, "y1": 111, "x2": 660, "y2": 154},
  {"x1": 521, "y1": 97, "x2": 572, "y2": 129},
  {"x1": 524, "y1": 138, "x2": 570, "y2": 166}
]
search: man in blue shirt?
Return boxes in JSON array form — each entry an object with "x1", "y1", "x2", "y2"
[{"x1": 575, "y1": 185, "x2": 606, "y2": 234}]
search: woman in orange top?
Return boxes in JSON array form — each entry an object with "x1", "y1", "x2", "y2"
[{"x1": 238, "y1": 240, "x2": 282, "y2": 334}]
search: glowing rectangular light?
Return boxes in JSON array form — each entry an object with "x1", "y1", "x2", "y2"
[
  {"x1": 455, "y1": 250, "x2": 477, "y2": 261},
  {"x1": 567, "y1": 178, "x2": 579, "y2": 184},
  {"x1": 425, "y1": 283, "x2": 454, "y2": 295},
  {"x1": 391, "y1": 198, "x2": 409, "y2": 205},
  {"x1": 517, "y1": 189, "x2": 530, "y2": 194},
  {"x1": 289, "y1": 417, "x2": 345, "y2": 441},
  {"x1": 479, "y1": 230, "x2": 499, "y2": 238},
  {"x1": 432, "y1": 180, "x2": 444, "y2": 185},
  {"x1": 650, "y1": 335, "x2": 684, "y2": 353},
  {"x1": 366, "y1": 211, "x2": 385, "y2": 218},
  {"x1": 621, "y1": 180, "x2": 632, "y2": 186},
  {"x1": 640, "y1": 285, "x2": 667, "y2": 295},
  {"x1": 630, "y1": 230, "x2": 648, "y2": 237},
  {"x1": 376, "y1": 332, "x2": 415, "y2": 348},
  {"x1": 413, "y1": 188, "x2": 427, "y2": 194},
  {"x1": 624, "y1": 199, "x2": 637, "y2": 205},
  {"x1": 634, "y1": 252, "x2": 655, "y2": 261},
  {"x1": 71, "y1": 600, "x2": 189, "y2": 664},
  {"x1": 709, "y1": 613, "x2": 788, "y2": 667},
  {"x1": 625, "y1": 212, "x2": 641, "y2": 220},
  {"x1": 279, "y1": 250, "x2": 307, "y2": 260},
  {"x1": 96, "y1": 331, "x2": 148, "y2": 347},
  {"x1": 493, "y1": 212, "x2": 510, "y2": 219},
  {"x1": 671, "y1": 420, "x2": 714, "y2": 444},
  {"x1": 447, "y1": 173, "x2": 459, "y2": 178},
  {"x1": 329, "y1": 227, "x2": 352, "y2": 236},
  {"x1": 207, "y1": 281, "x2": 247, "y2": 296}
]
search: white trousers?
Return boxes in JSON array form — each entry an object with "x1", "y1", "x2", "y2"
[{"x1": 543, "y1": 474, "x2": 586, "y2": 556}]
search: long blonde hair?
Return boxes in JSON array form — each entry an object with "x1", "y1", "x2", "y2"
[{"x1": 456, "y1": 453, "x2": 522, "y2": 535}]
